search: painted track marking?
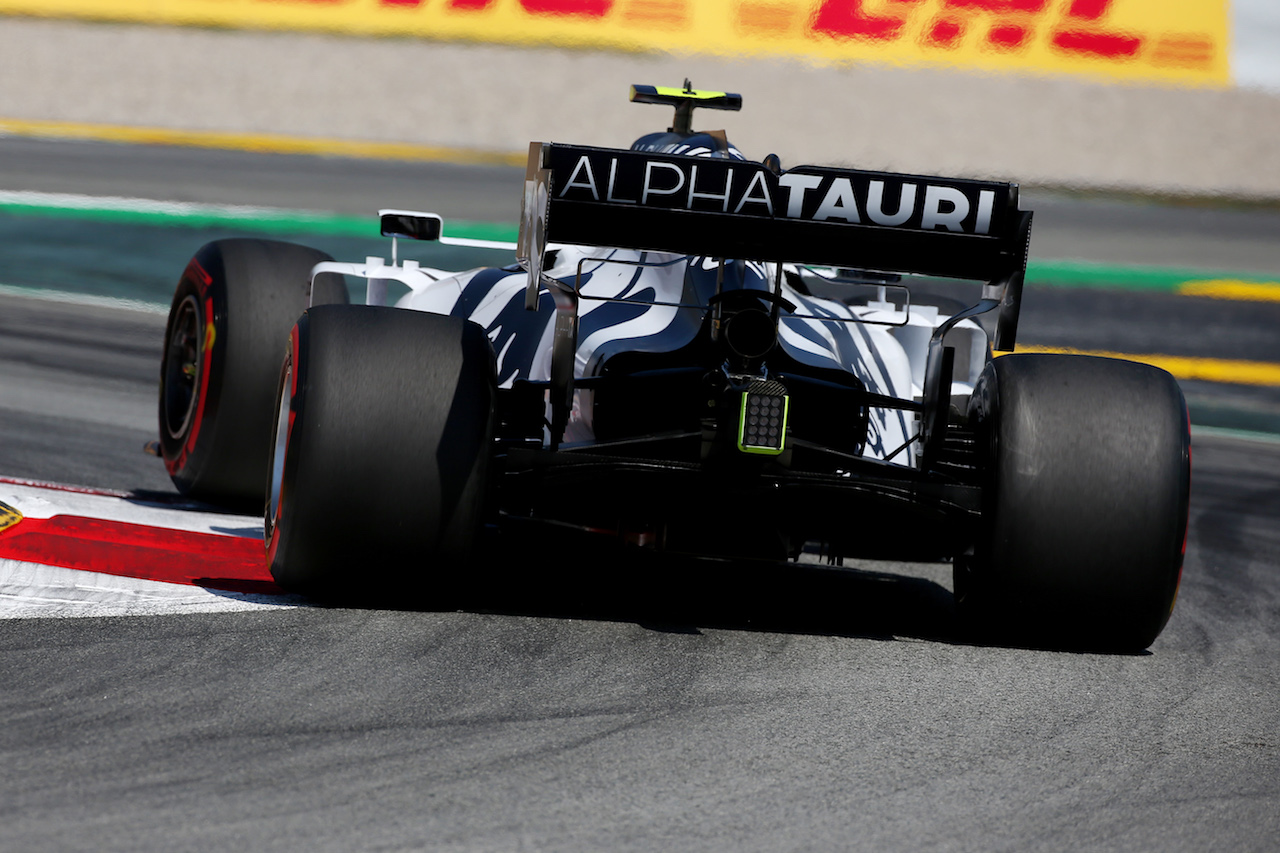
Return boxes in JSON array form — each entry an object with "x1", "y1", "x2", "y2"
[{"x1": 0, "y1": 481, "x2": 299, "y2": 620}]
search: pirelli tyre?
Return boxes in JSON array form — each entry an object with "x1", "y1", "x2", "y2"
[
  {"x1": 956, "y1": 354, "x2": 1191, "y2": 651},
  {"x1": 266, "y1": 305, "x2": 497, "y2": 600},
  {"x1": 159, "y1": 239, "x2": 347, "y2": 507}
]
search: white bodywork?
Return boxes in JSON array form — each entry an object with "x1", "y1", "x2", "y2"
[{"x1": 310, "y1": 222, "x2": 988, "y2": 468}]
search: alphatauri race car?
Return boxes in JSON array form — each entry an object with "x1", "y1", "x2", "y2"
[{"x1": 158, "y1": 84, "x2": 1190, "y2": 650}]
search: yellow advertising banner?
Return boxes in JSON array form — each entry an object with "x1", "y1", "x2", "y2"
[{"x1": 0, "y1": 0, "x2": 1230, "y2": 86}]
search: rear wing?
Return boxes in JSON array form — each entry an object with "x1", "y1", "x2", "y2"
[
  {"x1": 517, "y1": 141, "x2": 1035, "y2": 452},
  {"x1": 520, "y1": 142, "x2": 1029, "y2": 274},
  {"x1": 517, "y1": 141, "x2": 1032, "y2": 348}
]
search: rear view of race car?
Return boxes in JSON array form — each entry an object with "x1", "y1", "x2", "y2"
[{"x1": 157, "y1": 84, "x2": 1190, "y2": 651}]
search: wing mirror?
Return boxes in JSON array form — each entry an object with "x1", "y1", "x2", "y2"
[{"x1": 379, "y1": 210, "x2": 443, "y2": 242}]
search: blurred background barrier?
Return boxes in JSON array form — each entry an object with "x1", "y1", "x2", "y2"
[
  {"x1": 0, "y1": 0, "x2": 1276, "y2": 197},
  {"x1": 0, "y1": 0, "x2": 1235, "y2": 86}
]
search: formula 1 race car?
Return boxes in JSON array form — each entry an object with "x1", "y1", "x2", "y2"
[{"x1": 158, "y1": 84, "x2": 1190, "y2": 650}]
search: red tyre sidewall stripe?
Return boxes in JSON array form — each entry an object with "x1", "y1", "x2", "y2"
[
  {"x1": 267, "y1": 322, "x2": 301, "y2": 569},
  {"x1": 166, "y1": 260, "x2": 217, "y2": 476}
]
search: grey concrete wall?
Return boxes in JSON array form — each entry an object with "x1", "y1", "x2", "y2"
[{"x1": 1, "y1": 16, "x2": 1278, "y2": 199}]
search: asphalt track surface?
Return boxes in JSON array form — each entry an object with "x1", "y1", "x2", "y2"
[{"x1": 1, "y1": 139, "x2": 1279, "y2": 851}]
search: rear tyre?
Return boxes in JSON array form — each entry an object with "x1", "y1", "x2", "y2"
[
  {"x1": 266, "y1": 305, "x2": 496, "y2": 600},
  {"x1": 159, "y1": 239, "x2": 347, "y2": 507},
  {"x1": 957, "y1": 354, "x2": 1191, "y2": 651}
]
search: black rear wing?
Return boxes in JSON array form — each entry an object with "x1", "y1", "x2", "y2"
[{"x1": 518, "y1": 142, "x2": 1031, "y2": 349}]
